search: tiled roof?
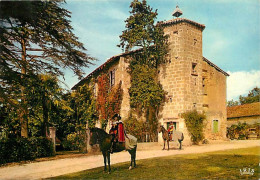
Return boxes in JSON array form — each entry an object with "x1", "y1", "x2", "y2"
[
  {"x1": 203, "y1": 57, "x2": 229, "y2": 76},
  {"x1": 159, "y1": 18, "x2": 206, "y2": 30},
  {"x1": 227, "y1": 102, "x2": 260, "y2": 119}
]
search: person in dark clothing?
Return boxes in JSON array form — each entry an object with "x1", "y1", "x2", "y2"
[{"x1": 109, "y1": 114, "x2": 122, "y2": 153}]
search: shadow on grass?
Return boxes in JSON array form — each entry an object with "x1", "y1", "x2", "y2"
[{"x1": 50, "y1": 147, "x2": 259, "y2": 180}]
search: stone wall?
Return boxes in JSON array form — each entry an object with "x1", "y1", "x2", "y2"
[
  {"x1": 202, "y1": 61, "x2": 227, "y2": 140},
  {"x1": 227, "y1": 116, "x2": 260, "y2": 127},
  {"x1": 158, "y1": 22, "x2": 204, "y2": 145}
]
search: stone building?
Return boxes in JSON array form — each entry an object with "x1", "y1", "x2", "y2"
[
  {"x1": 72, "y1": 6, "x2": 229, "y2": 145},
  {"x1": 227, "y1": 102, "x2": 260, "y2": 127}
]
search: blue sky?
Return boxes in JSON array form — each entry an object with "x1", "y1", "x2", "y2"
[{"x1": 63, "y1": 0, "x2": 260, "y2": 101}]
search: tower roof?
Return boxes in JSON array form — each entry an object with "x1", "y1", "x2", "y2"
[{"x1": 172, "y1": 5, "x2": 183, "y2": 18}]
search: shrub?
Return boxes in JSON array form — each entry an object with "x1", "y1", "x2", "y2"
[
  {"x1": 62, "y1": 132, "x2": 86, "y2": 151},
  {"x1": 124, "y1": 114, "x2": 145, "y2": 142},
  {"x1": 227, "y1": 122, "x2": 260, "y2": 140},
  {"x1": 0, "y1": 137, "x2": 54, "y2": 165},
  {"x1": 181, "y1": 110, "x2": 206, "y2": 145}
]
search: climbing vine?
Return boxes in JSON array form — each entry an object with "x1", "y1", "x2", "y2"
[
  {"x1": 118, "y1": 0, "x2": 168, "y2": 140},
  {"x1": 107, "y1": 81, "x2": 123, "y2": 120},
  {"x1": 96, "y1": 74, "x2": 123, "y2": 129},
  {"x1": 96, "y1": 74, "x2": 109, "y2": 128}
]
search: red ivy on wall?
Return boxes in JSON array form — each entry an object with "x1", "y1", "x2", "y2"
[
  {"x1": 96, "y1": 74, "x2": 123, "y2": 128},
  {"x1": 96, "y1": 74, "x2": 109, "y2": 123},
  {"x1": 107, "y1": 81, "x2": 123, "y2": 120}
]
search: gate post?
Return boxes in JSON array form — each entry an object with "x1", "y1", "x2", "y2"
[{"x1": 49, "y1": 127, "x2": 56, "y2": 153}]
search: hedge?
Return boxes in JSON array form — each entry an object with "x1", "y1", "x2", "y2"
[{"x1": 0, "y1": 137, "x2": 54, "y2": 165}]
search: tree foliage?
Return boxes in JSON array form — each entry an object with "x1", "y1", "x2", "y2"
[
  {"x1": 227, "y1": 87, "x2": 260, "y2": 107},
  {"x1": 0, "y1": 0, "x2": 95, "y2": 137},
  {"x1": 118, "y1": 0, "x2": 167, "y2": 139},
  {"x1": 118, "y1": 0, "x2": 168, "y2": 68},
  {"x1": 129, "y1": 64, "x2": 164, "y2": 113}
]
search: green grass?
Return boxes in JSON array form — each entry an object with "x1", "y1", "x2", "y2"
[{"x1": 51, "y1": 147, "x2": 260, "y2": 179}]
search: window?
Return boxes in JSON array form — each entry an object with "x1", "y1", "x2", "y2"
[
  {"x1": 212, "y1": 120, "x2": 219, "y2": 133},
  {"x1": 194, "y1": 38, "x2": 197, "y2": 45},
  {"x1": 191, "y1": 63, "x2": 198, "y2": 75},
  {"x1": 168, "y1": 95, "x2": 173, "y2": 103},
  {"x1": 109, "y1": 69, "x2": 115, "y2": 87},
  {"x1": 202, "y1": 77, "x2": 207, "y2": 95},
  {"x1": 193, "y1": 103, "x2": 197, "y2": 109}
]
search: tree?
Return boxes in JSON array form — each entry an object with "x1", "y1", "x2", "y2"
[
  {"x1": 239, "y1": 87, "x2": 260, "y2": 105},
  {"x1": 118, "y1": 0, "x2": 168, "y2": 140},
  {"x1": 118, "y1": 0, "x2": 168, "y2": 68},
  {"x1": 227, "y1": 87, "x2": 260, "y2": 107},
  {"x1": 0, "y1": 1, "x2": 95, "y2": 137},
  {"x1": 227, "y1": 99, "x2": 239, "y2": 107}
]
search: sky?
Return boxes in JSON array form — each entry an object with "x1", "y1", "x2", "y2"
[{"x1": 62, "y1": 0, "x2": 260, "y2": 101}]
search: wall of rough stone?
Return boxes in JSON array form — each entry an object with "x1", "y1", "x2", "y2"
[
  {"x1": 158, "y1": 22, "x2": 204, "y2": 145},
  {"x1": 202, "y1": 62, "x2": 227, "y2": 140},
  {"x1": 227, "y1": 116, "x2": 260, "y2": 127}
]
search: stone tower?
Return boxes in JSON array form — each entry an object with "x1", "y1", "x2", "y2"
[{"x1": 158, "y1": 6, "x2": 227, "y2": 145}]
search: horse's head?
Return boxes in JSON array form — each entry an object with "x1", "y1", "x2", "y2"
[
  {"x1": 158, "y1": 125, "x2": 164, "y2": 133},
  {"x1": 89, "y1": 128, "x2": 99, "y2": 146}
]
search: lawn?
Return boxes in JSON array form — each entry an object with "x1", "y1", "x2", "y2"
[{"x1": 51, "y1": 146, "x2": 259, "y2": 179}]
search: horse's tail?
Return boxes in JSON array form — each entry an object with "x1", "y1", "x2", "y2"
[{"x1": 180, "y1": 133, "x2": 184, "y2": 141}]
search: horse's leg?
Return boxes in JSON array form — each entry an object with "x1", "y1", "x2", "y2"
[
  {"x1": 167, "y1": 140, "x2": 169, "y2": 150},
  {"x1": 129, "y1": 150, "x2": 133, "y2": 170},
  {"x1": 162, "y1": 140, "x2": 165, "y2": 150},
  {"x1": 179, "y1": 140, "x2": 182, "y2": 150},
  {"x1": 107, "y1": 151, "x2": 111, "y2": 173},
  {"x1": 102, "y1": 152, "x2": 107, "y2": 172},
  {"x1": 134, "y1": 147, "x2": 137, "y2": 167}
]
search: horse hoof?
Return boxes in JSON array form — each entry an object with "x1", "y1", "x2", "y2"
[
  {"x1": 129, "y1": 166, "x2": 132, "y2": 170},
  {"x1": 108, "y1": 171, "x2": 111, "y2": 174}
]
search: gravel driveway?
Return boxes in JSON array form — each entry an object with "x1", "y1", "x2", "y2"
[{"x1": 0, "y1": 140, "x2": 259, "y2": 179}]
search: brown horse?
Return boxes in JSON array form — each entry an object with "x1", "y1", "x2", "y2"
[
  {"x1": 89, "y1": 127, "x2": 137, "y2": 173},
  {"x1": 158, "y1": 125, "x2": 184, "y2": 150}
]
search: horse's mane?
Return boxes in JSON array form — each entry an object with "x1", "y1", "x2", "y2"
[
  {"x1": 160, "y1": 125, "x2": 167, "y2": 132},
  {"x1": 91, "y1": 127, "x2": 108, "y2": 136}
]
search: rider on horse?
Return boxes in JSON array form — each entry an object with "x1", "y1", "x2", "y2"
[
  {"x1": 168, "y1": 121, "x2": 174, "y2": 141},
  {"x1": 109, "y1": 114, "x2": 125, "y2": 153}
]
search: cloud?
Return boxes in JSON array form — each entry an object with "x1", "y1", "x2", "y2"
[{"x1": 227, "y1": 70, "x2": 260, "y2": 101}]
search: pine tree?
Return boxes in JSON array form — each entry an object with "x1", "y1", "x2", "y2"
[
  {"x1": 0, "y1": 1, "x2": 95, "y2": 137},
  {"x1": 118, "y1": 0, "x2": 168, "y2": 68}
]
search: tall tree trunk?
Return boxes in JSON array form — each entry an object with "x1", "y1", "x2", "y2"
[{"x1": 20, "y1": 37, "x2": 28, "y2": 138}]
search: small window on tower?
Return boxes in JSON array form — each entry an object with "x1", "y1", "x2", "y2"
[
  {"x1": 194, "y1": 38, "x2": 197, "y2": 45},
  {"x1": 191, "y1": 63, "x2": 198, "y2": 76}
]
